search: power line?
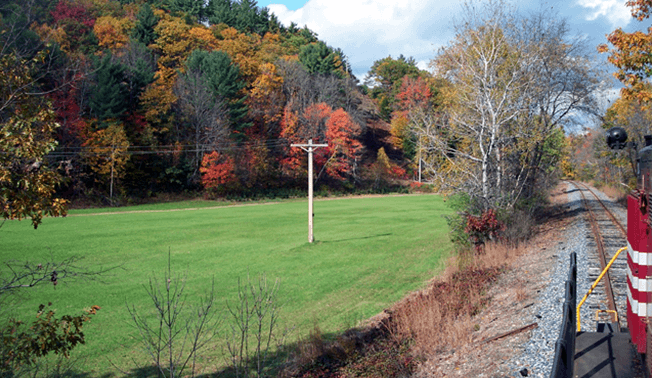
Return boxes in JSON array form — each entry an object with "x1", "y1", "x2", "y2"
[{"x1": 41, "y1": 138, "x2": 294, "y2": 157}]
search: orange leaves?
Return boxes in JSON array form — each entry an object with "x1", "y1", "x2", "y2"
[
  {"x1": 86, "y1": 305, "x2": 101, "y2": 315},
  {"x1": 396, "y1": 76, "x2": 432, "y2": 111},
  {"x1": 200, "y1": 151, "x2": 238, "y2": 190},
  {"x1": 94, "y1": 16, "x2": 133, "y2": 51},
  {"x1": 325, "y1": 108, "x2": 362, "y2": 181},
  {"x1": 280, "y1": 106, "x2": 303, "y2": 177},
  {"x1": 600, "y1": 0, "x2": 652, "y2": 101},
  {"x1": 188, "y1": 27, "x2": 220, "y2": 51},
  {"x1": 326, "y1": 109, "x2": 361, "y2": 155},
  {"x1": 302, "y1": 102, "x2": 332, "y2": 134},
  {"x1": 281, "y1": 103, "x2": 362, "y2": 182},
  {"x1": 626, "y1": 0, "x2": 652, "y2": 20},
  {"x1": 280, "y1": 105, "x2": 299, "y2": 138}
]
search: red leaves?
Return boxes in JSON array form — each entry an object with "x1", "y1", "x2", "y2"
[
  {"x1": 52, "y1": 1, "x2": 95, "y2": 29},
  {"x1": 396, "y1": 76, "x2": 431, "y2": 111},
  {"x1": 464, "y1": 209, "x2": 504, "y2": 250},
  {"x1": 325, "y1": 108, "x2": 362, "y2": 181},
  {"x1": 281, "y1": 103, "x2": 362, "y2": 183},
  {"x1": 50, "y1": 88, "x2": 87, "y2": 143},
  {"x1": 200, "y1": 151, "x2": 238, "y2": 190}
]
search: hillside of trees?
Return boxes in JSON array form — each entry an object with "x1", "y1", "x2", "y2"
[
  {"x1": 1, "y1": 0, "x2": 428, "y2": 209},
  {"x1": 2, "y1": 0, "x2": 607, "y2": 219}
]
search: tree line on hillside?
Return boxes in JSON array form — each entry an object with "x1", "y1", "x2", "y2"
[
  {"x1": 1, "y1": 0, "x2": 397, "y2": 209},
  {"x1": 1, "y1": 0, "x2": 606, "y2": 215}
]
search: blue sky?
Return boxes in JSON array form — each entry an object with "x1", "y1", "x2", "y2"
[
  {"x1": 255, "y1": 0, "x2": 649, "y2": 88},
  {"x1": 257, "y1": 0, "x2": 306, "y2": 11}
]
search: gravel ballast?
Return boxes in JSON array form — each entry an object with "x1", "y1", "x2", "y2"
[{"x1": 506, "y1": 185, "x2": 629, "y2": 377}]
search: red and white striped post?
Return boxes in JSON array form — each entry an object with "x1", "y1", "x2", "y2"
[{"x1": 627, "y1": 191, "x2": 652, "y2": 353}]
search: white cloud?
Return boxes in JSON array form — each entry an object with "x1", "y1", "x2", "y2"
[
  {"x1": 266, "y1": 0, "x2": 625, "y2": 80},
  {"x1": 576, "y1": 0, "x2": 631, "y2": 28},
  {"x1": 267, "y1": 0, "x2": 461, "y2": 79}
]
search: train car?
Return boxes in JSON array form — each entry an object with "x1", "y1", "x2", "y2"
[{"x1": 607, "y1": 126, "x2": 652, "y2": 374}]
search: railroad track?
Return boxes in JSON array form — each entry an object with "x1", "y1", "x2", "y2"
[{"x1": 566, "y1": 181, "x2": 629, "y2": 331}]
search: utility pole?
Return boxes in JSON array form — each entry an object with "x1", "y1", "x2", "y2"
[
  {"x1": 291, "y1": 139, "x2": 328, "y2": 243},
  {"x1": 418, "y1": 137, "x2": 422, "y2": 183},
  {"x1": 110, "y1": 145, "x2": 115, "y2": 205}
]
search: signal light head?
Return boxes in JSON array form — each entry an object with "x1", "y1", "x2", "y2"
[{"x1": 606, "y1": 127, "x2": 628, "y2": 150}]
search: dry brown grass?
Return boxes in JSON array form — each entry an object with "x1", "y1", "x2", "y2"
[
  {"x1": 598, "y1": 184, "x2": 628, "y2": 201},
  {"x1": 280, "y1": 236, "x2": 532, "y2": 377},
  {"x1": 387, "y1": 241, "x2": 529, "y2": 357}
]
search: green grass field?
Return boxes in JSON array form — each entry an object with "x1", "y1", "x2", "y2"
[{"x1": 1, "y1": 194, "x2": 452, "y2": 376}]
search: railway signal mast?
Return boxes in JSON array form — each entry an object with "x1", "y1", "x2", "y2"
[{"x1": 291, "y1": 139, "x2": 328, "y2": 243}]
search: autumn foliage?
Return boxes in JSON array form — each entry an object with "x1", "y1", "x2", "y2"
[
  {"x1": 2, "y1": 0, "x2": 411, "y2": 204},
  {"x1": 200, "y1": 151, "x2": 238, "y2": 191},
  {"x1": 599, "y1": 0, "x2": 652, "y2": 102},
  {"x1": 0, "y1": 304, "x2": 99, "y2": 372},
  {"x1": 465, "y1": 209, "x2": 504, "y2": 251}
]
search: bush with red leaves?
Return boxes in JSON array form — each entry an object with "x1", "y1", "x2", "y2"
[{"x1": 465, "y1": 209, "x2": 504, "y2": 251}]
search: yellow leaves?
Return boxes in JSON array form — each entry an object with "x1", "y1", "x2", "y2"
[
  {"x1": 82, "y1": 122, "x2": 130, "y2": 181},
  {"x1": 219, "y1": 26, "x2": 240, "y2": 41},
  {"x1": 626, "y1": 0, "x2": 652, "y2": 20},
  {"x1": 390, "y1": 113, "x2": 410, "y2": 149},
  {"x1": 248, "y1": 63, "x2": 284, "y2": 125},
  {"x1": 94, "y1": 16, "x2": 134, "y2": 51},
  {"x1": 140, "y1": 76, "x2": 176, "y2": 125},
  {"x1": 152, "y1": 15, "x2": 192, "y2": 69},
  {"x1": 259, "y1": 33, "x2": 286, "y2": 63},
  {"x1": 189, "y1": 26, "x2": 219, "y2": 51},
  {"x1": 600, "y1": 2, "x2": 652, "y2": 102},
  {"x1": 140, "y1": 65, "x2": 177, "y2": 126},
  {"x1": 249, "y1": 63, "x2": 283, "y2": 98},
  {"x1": 0, "y1": 57, "x2": 67, "y2": 227},
  {"x1": 33, "y1": 23, "x2": 72, "y2": 53},
  {"x1": 214, "y1": 27, "x2": 261, "y2": 81}
]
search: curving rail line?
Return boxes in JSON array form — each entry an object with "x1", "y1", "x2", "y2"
[{"x1": 566, "y1": 180, "x2": 628, "y2": 329}]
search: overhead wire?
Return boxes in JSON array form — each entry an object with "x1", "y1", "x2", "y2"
[{"x1": 45, "y1": 137, "x2": 296, "y2": 158}]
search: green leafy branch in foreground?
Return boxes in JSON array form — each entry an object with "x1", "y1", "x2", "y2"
[{"x1": 0, "y1": 303, "x2": 100, "y2": 375}]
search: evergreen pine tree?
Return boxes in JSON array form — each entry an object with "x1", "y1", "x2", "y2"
[
  {"x1": 299, "y1": 42, "x2": 339, "y2": 75},
  {"x1": 132, "y1": 3, "x2": 158, "y2": 46},
  {"x1": 234, "y1": 0, "x2": 265, "y2": 34},
  {"x1": 124, "y1": 43, "x2": 155, "y2": 109},
  {"x1": 207, "y1": 0, "x2": 235, "y2": 26},
  {"x1": 90, "y1": 54, "x2": 127, "y2": 121},
  {"x1": 185, "y1": 50, "x2": 250, "y2": 137},
  {"x1": 167, "y1": 0, "x2": 204, "y2": 20}
]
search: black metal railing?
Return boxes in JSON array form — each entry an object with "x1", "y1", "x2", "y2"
[{"x1": 550, "y1": 252, "x2": 577, "y2": 378}]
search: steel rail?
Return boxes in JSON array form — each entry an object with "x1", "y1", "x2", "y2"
[
  {"x1": 573, "y1": 181, "x2": 627, "y2": 238},
  {"x1": 568, "y1": 181, "x2": 619, "y2": 324}
]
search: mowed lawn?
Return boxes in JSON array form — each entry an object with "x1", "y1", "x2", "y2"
[{"x1": 1, "y1": 194, "x2": 452, "y2": 375}]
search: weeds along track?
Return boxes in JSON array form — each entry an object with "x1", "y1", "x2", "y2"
[{"x1": 567, "y1": 181, "x2": 629, "y2": 331}]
